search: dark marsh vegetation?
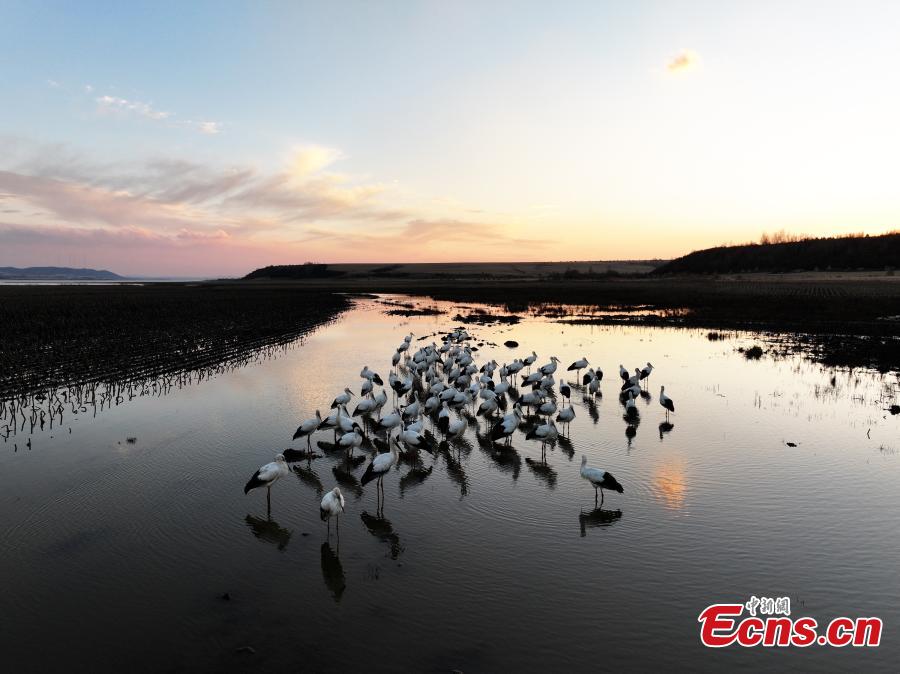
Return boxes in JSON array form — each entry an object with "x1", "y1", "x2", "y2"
[
  {"x1": 416, "y1": 276, "x2": 900, "y2": 331},
  {"x1": 239, "y1": 268, "x2": 900, "y2": 371},
  {"x1": 0, "y1": 284, "x2": 349, "y2": 403}
]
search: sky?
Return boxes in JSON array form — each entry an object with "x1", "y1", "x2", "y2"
[{"x1": 1, "y1": 0, "x2": 899, "y2": 277}]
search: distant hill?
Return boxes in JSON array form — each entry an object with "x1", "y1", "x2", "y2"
[
  {"x1": 653, "y1": 233, "x2": 900, "y2": 275},
  {"x1": 0, "y1": 266, "x2": 125, "y2": 280},
  {"x1": 243, "y1": 260, "x2": 663, "y2": 281},
  {"x1": 244, "y1": 263, "x2": 347, "y2": 280}
]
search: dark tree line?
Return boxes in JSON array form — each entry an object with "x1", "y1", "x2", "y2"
[
  {"x1": 654, "y1": 232, "x2": 900, "y2": 275},
  {"x1": 244, "y1": 263, "x2": 346, "y2": 280}
]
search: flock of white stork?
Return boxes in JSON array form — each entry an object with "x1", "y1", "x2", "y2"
[{"x1": 244, "y1": 328, "x2": 676, "y2": 531}]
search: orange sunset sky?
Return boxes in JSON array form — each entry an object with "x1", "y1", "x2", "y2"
[{"x1": 2, "y1": 1, "x2": 899, "y2": 276}]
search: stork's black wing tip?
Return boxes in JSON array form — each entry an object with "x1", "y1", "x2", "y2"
[{"x1": 244, "y1": 470, "x2": 262, "y2": 494}]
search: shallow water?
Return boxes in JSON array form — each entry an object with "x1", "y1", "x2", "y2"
[{"x1": 1, "y1": 297, "x2": 899, "y2": 672}]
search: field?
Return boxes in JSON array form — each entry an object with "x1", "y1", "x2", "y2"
[{"x1": 0, "y1": 285, "x2": 349, "y2": 404}]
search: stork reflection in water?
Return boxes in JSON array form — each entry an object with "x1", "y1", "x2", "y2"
[
  {"x1": 245, "y1": 514, "x2": 292, "y2": 551},
  {"x1": 293, "y1": 464, "x2": 324, "y2": 496},
  {"x1": 331, "y1": 463, "x2": 364, "y2": 501},
  {"x1": 658, "y1": 421, "x2": 675, "y2": 440},
  {"x1": 320, "y1": 541, "x2": 346, "y2": 602},
  {"x1": 579, "y1": 507, "x2": 623, "y2": 536},
  {"x1": 360, "y1": 511, "x2": 403, "y2": 559},
  {"x1": 524, "y1": 456, "x2": 558, "y2": 489}
]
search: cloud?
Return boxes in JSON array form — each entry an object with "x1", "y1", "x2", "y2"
[
  {"x1": 223, "y1": 147, "x2": 401, "y2": 221},
  {"x1": 195, "y1": 121, "x2": 222, "y2": 135},
  {"x1": 296, "y1": 218, "x2": 550, "y2": 252},
  {"x1": 665, "y1": 49, "x2": 700, "y2": 74},
  {"x1": 0, "y1": 139, "x2": 550, "y2": 274},
  {"x1": 44, "y1": 84, "x2": 222, "y2": 134},
  {"x1": 0, "y1": 143, "x2": 399, "y2": 236},
  {"x1": 96, "y1": 95, "x2": 171, "y2": 120},
  {"x1": 0, "y1": 169, "x2": 203, "y2": 232},
  {"x1": 290, "y1": 145, "x2": 342, "y2": 179},
  {"x1": 0, "y1": 221, "x2": 168, "y2": 246},
  {"x1": 177, "y1": 120, "x2": 224, "y2": 135}
]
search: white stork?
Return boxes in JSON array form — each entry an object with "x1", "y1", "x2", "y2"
[
  {"x1": 320, "y1": 486, "x2": 345, "y2": 537},
  {"x1": 580, "y1": 455, "x2": 624, "y2": 506},
  {"x1": 244, "y1": 454, "x2": 290, "y2": 512},
  {"x1": 659, "y1": 386, "x2": 675, "y2": 421},
  {"x1": 567, "y1": 357, "x2": 589, "y2": 380},
  {"x1": 292, "y1": 410, "x2": 321, "y2": 447}
]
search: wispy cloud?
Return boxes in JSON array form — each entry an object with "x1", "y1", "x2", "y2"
[
  {"x1": 290, "y1": 145, "x2": 342, "y2": 179},
  {"x1": 96, "y1": 95, "x2": 224, "y2": 134},
  {"x1": 96, "y1": 95, "x2": 171, "y2": 120},
  {"x1": 295, "y1": 218, "x2": 551, "y2": 252},
  {"x1": 665, "y1": 49, "x2": 700, "y2": 74},
  {"x1": 46, "y1": 78, "x2": 222, "y2": 134},
  {"x1": 193, "y1": 121, "x2": 222, "y2": 135},
  {"x1": 0, "y1": 139, "x2": 544, "y2": 274}
]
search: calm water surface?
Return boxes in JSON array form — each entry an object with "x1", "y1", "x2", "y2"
[{"x1": 1, "y1": 297, "x2": 899, "y2": 672}]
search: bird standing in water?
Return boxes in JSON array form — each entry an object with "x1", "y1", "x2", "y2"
[
  {"x1": 567, "y1": 357, "x2": 589, "y2": 381},
  {"x1": 320, "y1": 486, "x2": 345, "y2": 538},
  {"x1": 580, "y1": 455, "x2": 624, "y2": 507},
  {"x1": 292, "y1": 410, "x2": 322, "y2": 447},
  {"x1": 244, "y1": 454, "x2": 290, "y2": 515},
  {"x1": 659, "y1": 386, "x2": 675, "y2": 422},
  {"x1": 361, "y1": 443, "x2": 399, "y2": 512}
]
